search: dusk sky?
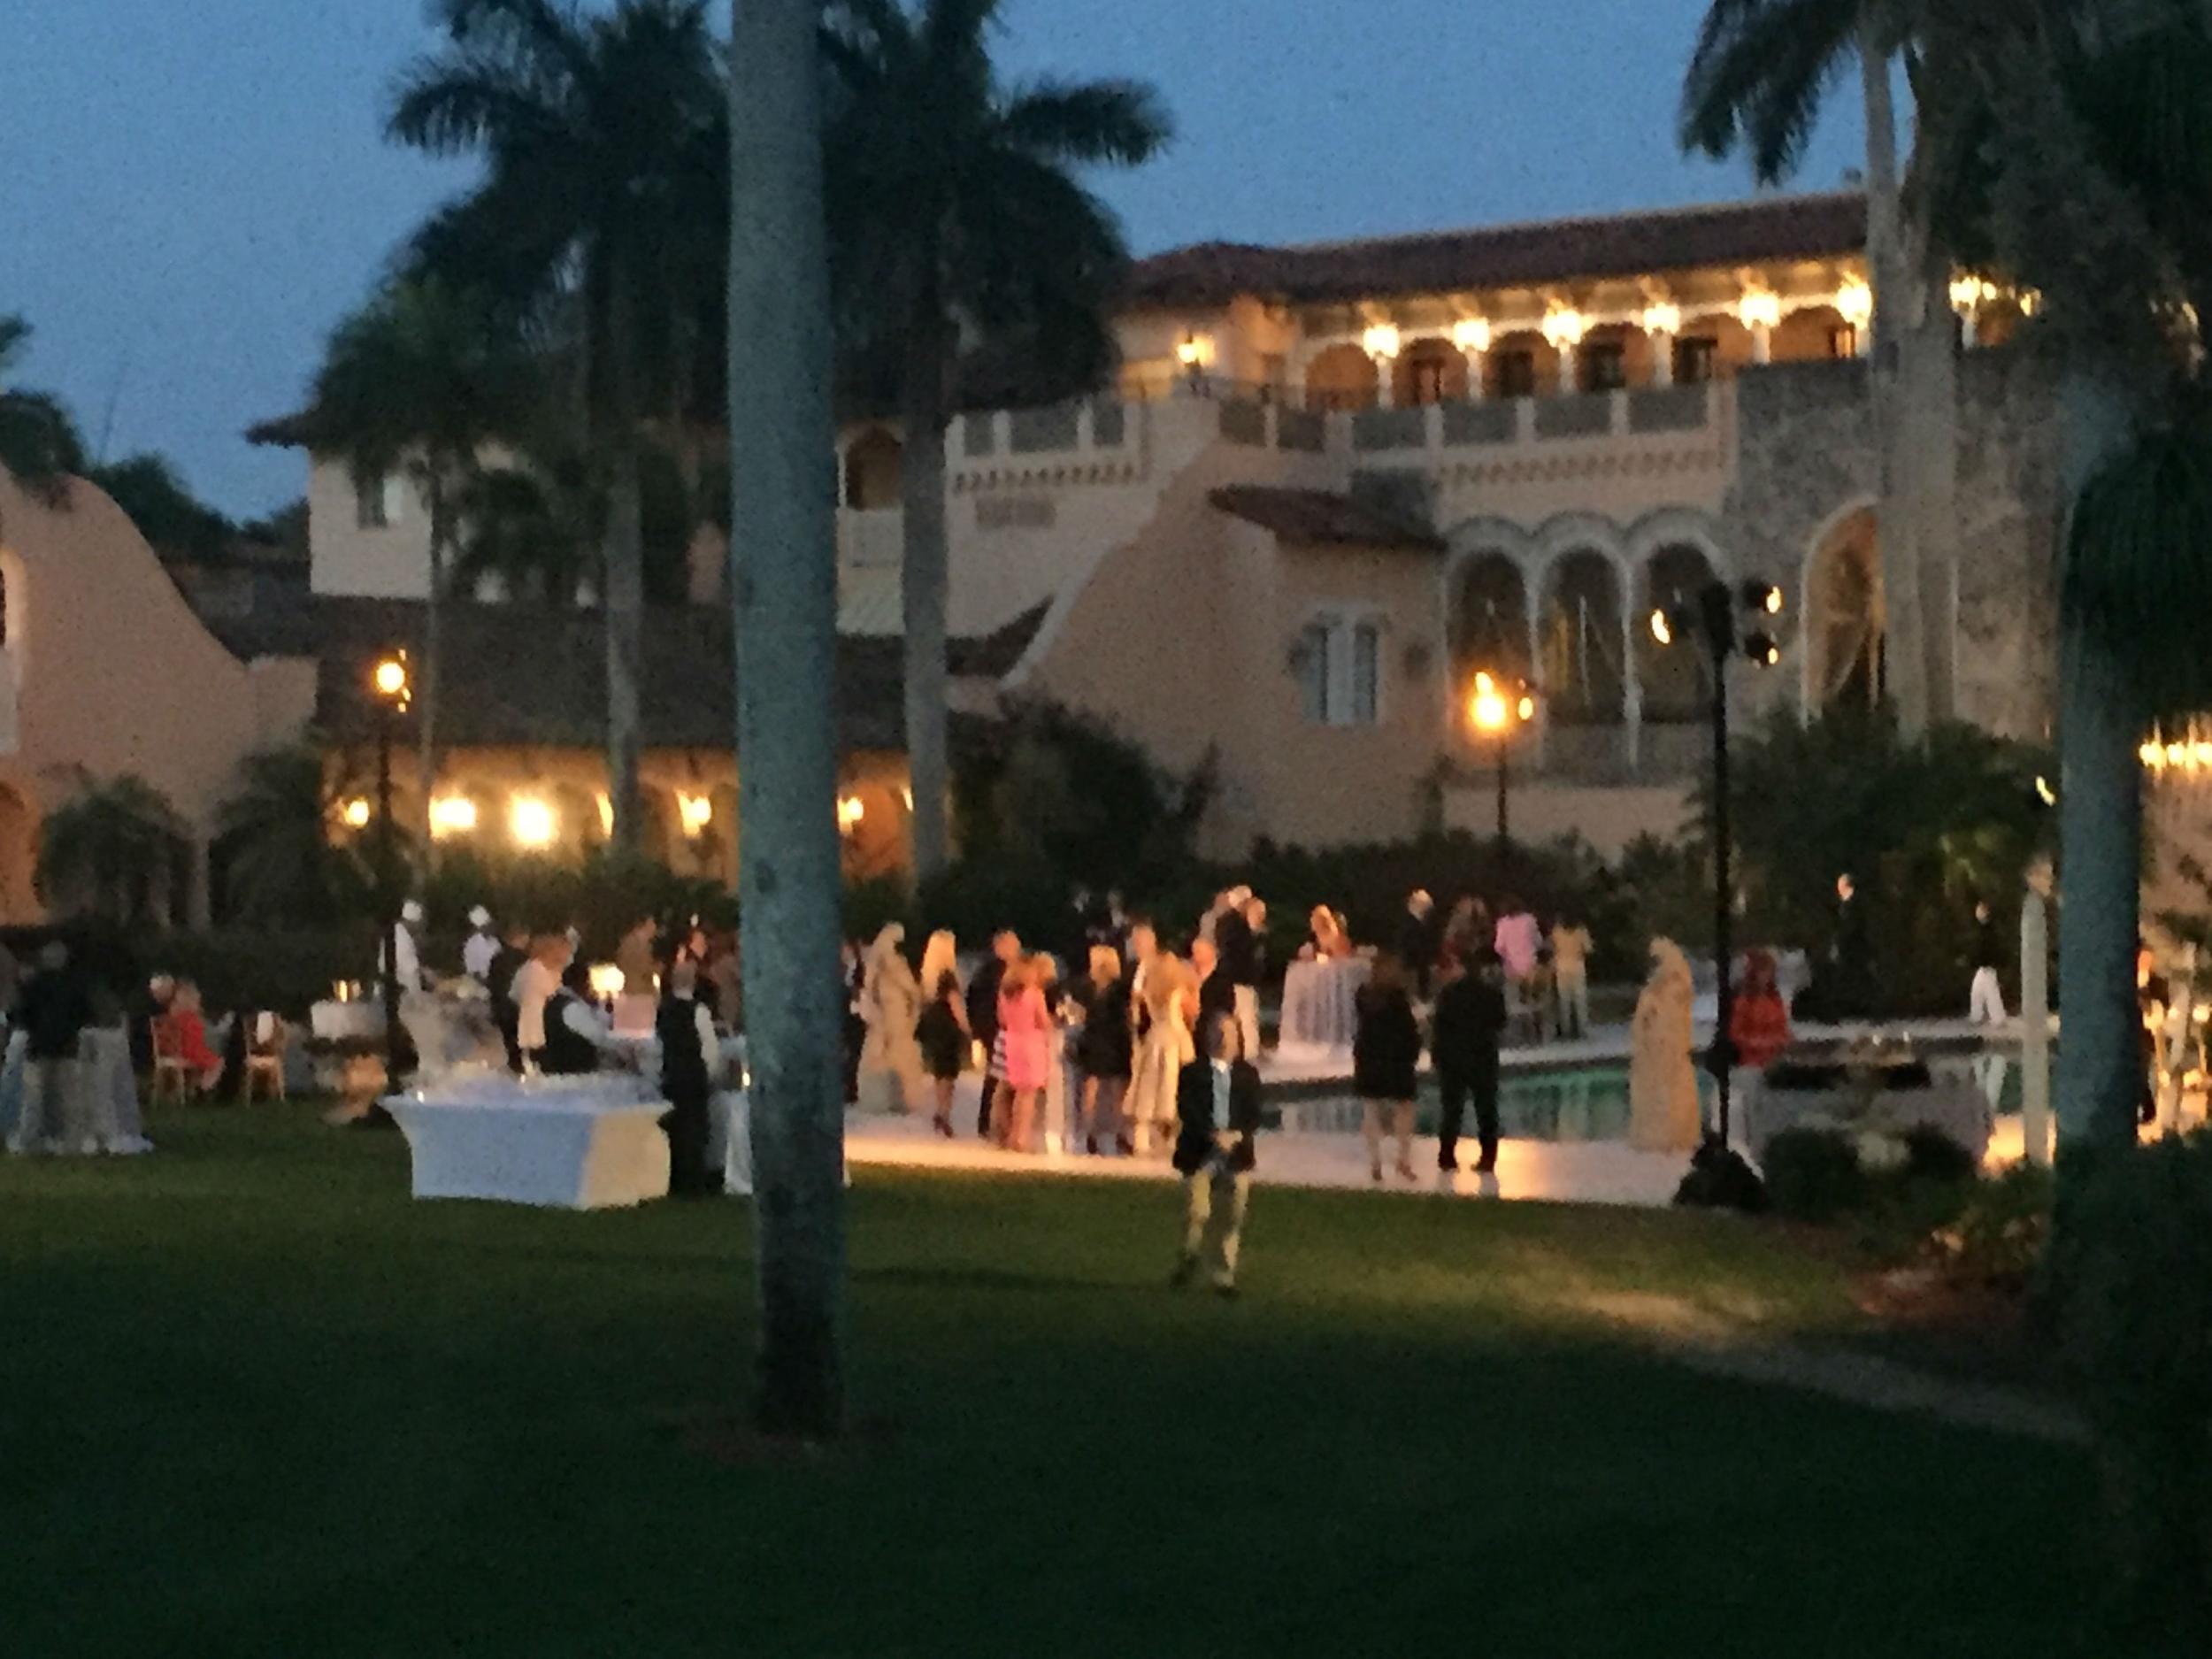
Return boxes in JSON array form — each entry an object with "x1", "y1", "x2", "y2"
[{"x1": 1, "y1": 1, "x2": 1866, "y2": 518}]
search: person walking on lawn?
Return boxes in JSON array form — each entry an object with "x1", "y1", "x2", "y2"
[{"x1": 1170, "y1": 1010, "x2": 1263, "y2": 1297}]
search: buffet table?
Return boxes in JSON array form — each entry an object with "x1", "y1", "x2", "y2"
[
  {"x1": 384, "y1": 1073, "x2": 670, "y2": 1209},
  {"x1": 1278, "y1": 957, "x2": 1370, "y2": 1055}
]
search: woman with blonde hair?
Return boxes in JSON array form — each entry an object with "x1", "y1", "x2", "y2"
[
  {"x1": 917, "y1": 930, "x2": 958, "y2": 1008},
  {"x1": 1072, "y1": 942, "x2": 1133, "y2": 1154},
  {"x1": 1124, "y1": 939, "x2": 1195, "y2": 1155},
  {"x1": 856, "y1": 924, "x2": 923, "y2": 1114},
  {"x1": 995, "y1": 956, "x2": 1053, "y2": 1152},
  {"x1": 914, "y1": 946, "x2": 971, "y2": 1138}
]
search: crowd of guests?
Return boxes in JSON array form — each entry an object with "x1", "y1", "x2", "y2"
[{"x1": 1387, "y1": 889, "x2": 1595, "y2": 1044}]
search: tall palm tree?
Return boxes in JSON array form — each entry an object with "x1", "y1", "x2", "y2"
[
  {"x1": 729, "y1": 0, "x2": 847, "y2": 1438},
  {"x1": 1939, "y1": 0, "x2": 2212, "y2": 1153},
  {"x1": 300, "y1": 278, "x2": 534, "y2": 854},
  {"x1": 0, "y1": 315, "x2": 86, "y2": 509},
  {"x1": 388, "y1": 0, "x2": 726, "y2": 856},
  {"x1": 1681, "y1": 0, "x2": 1958, "y2": 733},
  {"x1": 35, "y1": 774, "x2": 187, "y2": 927},
  {"x1": 823, "y1": 0, "x2": 1172, "y2": 880}
]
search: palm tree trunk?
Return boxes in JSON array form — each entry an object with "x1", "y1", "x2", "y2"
[
  {"x1": 419, "y1": 471, "x2": 449, "y2": 863},
  {"x1": 2055, "y1": 366, "x2": 2145, "y2": 1153},
  {"x1": 727, "y1": 0, "x2": 847, "y2": 1440},
  {"x1": 603, "y1": 263, "x2": 648, "y2": 858},
  {"x1": 1858, "y1": 21, "x2": 1931, "y2": 733},
  {"x1": 899, "y1": 319, "x2": 954, "y2": 884}
]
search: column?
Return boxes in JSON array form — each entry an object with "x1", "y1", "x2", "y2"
[
  {"x1": 1622, "y1": 595, "x2": 1641, "y2": 775},
  {"x1": 1651, "y1": 331, "x2": 1676, "y2": 388},
  {"x1": 1372, "y1": 350, "x2": 1397, "y2": 408},
  {"x1": 1557, "y1": 344, "x2": 1578, "y2": 396},
  {"x1": 1465, "y1": 349, "x2": 1487, "y2": 401},
  {"x1": 1527, "y1": 587, "x2": 1548, "y2": 770},
  {"x1": 1749, "y1": 324, "x2": 1773, "y2": 365}
]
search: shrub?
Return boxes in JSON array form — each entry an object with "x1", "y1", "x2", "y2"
[
  {"x1": 1927, "y1": 1161, "x2": 2054, "y2": 1292},
  {"x1": 1899, "y1": 1123, "x2": 1979, "y2": 1187},
  {"x1": 2046, "y1": 1133, "x2": 2212, "y2": 1649},
  {"x1": 160, "y1": 927, "x2": 380, "y2": 1021},
  {"x1": 1759, "y1": 1127, "x2": 1869, "y2": 1222}
]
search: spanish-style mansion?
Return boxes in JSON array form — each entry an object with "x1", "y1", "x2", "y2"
[{"x1": 0, "y1": 188, "x2": 2078, "y2": 917}]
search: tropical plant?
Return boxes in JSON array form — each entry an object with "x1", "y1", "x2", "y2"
[
  {"x1": 300, "y1": 277, "x2": 536, "y2": 850},
  {"x1": 35, "y1": 774, "x2": 188, "y2": 926},
  {"x1": 0, "y1": 314, "x2": 86, "y2": 508},
  {"x1": 388, "y1": 0, "x2": 726, "y2": 856},
  {"x1": 1680, "y1": 0, "x2": 1962, "y2": 733},
  {"x1": 211, "y1": 743, "x2": 372, "y2": 924},
  {"x1": 822, "y1": 0, "x2": 1173, "y2": 881},
  {"x1": 730, "y1": 0, "x2": 848, "y2": 1438}
]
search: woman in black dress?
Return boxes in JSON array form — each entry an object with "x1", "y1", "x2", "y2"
[
  {"x1": 1072, "y1": 944, "x2": 1134, "y2": 1155},
  {"x1": 1354, "y1": 953, "x2": 1424, "y2": 1182},
  {"x1": 915, "y1": 969, "x2": 970, "y2": 1138}
]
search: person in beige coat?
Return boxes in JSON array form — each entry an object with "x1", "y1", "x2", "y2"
[
  {"x1": 856, "y1": 924, "x2": 923, "y2": 1113},
  {"x1": 1629, "y1": 938, "x2": 1701, "y2": 1153}
]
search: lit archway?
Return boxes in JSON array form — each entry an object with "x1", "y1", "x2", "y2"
[
  {"x1": 1804, "y1": 507, "x2": 1885, "y2": 710},
  {"x1": 1394, "y1": 337, "x2": 1469, "y2": 406},
  {"x1": 1638, "y1": 543, "x2": 1720, "y2": 722},
  {"x1": 1304, "y1": 343, "x2": 1379, "y2": 411},
  {"x1": 1540, "y1": 550, "x2": 1626, "y2": 725},
  {"x1": 1450, "y1": 552, "x2": 1532, "y2": 687}
]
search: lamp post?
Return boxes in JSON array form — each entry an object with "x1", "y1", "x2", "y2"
[
  {"x1": 1467, "y1": 671, "x2": 1538, "y2": 844},
  {"x1": 1649, "y1": 580, "x2": 1782, "y2": 1152},
  {"x1": 371, "y1": 652, "x2": 411, "y2": 1104}
]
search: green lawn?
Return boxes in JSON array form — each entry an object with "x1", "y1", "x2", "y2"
[{"x1": 1, "y1": 1107, "x2": 2095, "y2": 1658}]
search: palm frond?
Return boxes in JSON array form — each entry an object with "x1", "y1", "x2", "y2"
[
  {"x1": 996, "y1": 78, "x2": 1174, "y2": 167},
  {"x1": 1679, "y1": 0, "x2": 1867, "y2": 180}
]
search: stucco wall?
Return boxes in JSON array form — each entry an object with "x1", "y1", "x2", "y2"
[{"x1": 0, "y1": 465, "x2": 319, "y2": 919}]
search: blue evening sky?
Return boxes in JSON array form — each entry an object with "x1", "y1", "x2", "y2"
[{"x1": 0, "y1": 1, "x2": 1865, "y2": 518}]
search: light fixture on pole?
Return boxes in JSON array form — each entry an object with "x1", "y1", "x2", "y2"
[
  {"x1": 1648, "y1": 580, "x2": 1783, "y2": 1178},
  {"x1": 368, "y1": 650, "x2": 412, "y2": 1117},
  {"x1": 1467, "y1": 670, "x2": 1538, "y2": 844}
]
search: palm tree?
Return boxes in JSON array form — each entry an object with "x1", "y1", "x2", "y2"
[
  {"x1": 0, "y1": 315, "x2": 86, "y2": 509},
  {"x1": 213, "y1": 743, "x2": 372, "y2": 924},
  {"x1": 388, "y1": 0, "x2": 726, "y2": 856},
  {"x1": 35, "y1": 774, "x2": 187, "y2": 927},
  {"x1": 1680, "y1": 0, "x2": 1957, "y2": 733},
  {"x1": 823, "y1": 0, "x2": 1172, "y2": 880},
  {"x1": 729, "y1": 0, "x2": 848, "y2": 1437},
  {"x1": 298, "y1": 278, "x2": 534, "y2": 853}
]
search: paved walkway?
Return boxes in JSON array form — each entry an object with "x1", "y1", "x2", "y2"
[{"x1": 846, "y1": 1110, "x2": 1687, "y2": 1208}]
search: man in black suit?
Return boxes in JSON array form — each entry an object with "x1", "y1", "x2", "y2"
[
  {"x1": 1432, "y1": 949, "x2": 1509, "y2": 1173},
  {"x1": 1214, "y1": 893, "x2": 1265, "y2": 1060},
  {"x1": 1190, "y1": 936, "x2": 1236, "y2": 1036},
  {"x1": 1170, "y1": 1010, "x2": 1263, "y2": 1297},
  {"x1": 1398, "y1": 889, "x2": 1439, "y2": 1000}
]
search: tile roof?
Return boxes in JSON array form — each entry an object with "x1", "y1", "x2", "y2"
[
  {"x1": 1125, "y1": 192, "x2": 1868, "y2": 311},
  {"x1": 207, "y1": 595, "x2": 1044, "y2": 754},
  {"x1": 1209, "y1": 486, "x2": 1443, "y2": 552}
]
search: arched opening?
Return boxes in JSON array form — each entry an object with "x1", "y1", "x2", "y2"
[
  {"x1": 1394, "y1": 337, "x2": 1470, "y2": 406},
  {"x1": 1450, "y1": 553, "x2": 1532, "y2": 687},
  {"x1": 1773, "y1": 303, "x2": 1858, "y2": 365},
  {"x1": 1806, "y1": 508, "x2": 1885, "y2": 710},
  {"x1": 1671, "y1": 311, "x2": 1760, "y2": 383},
  {"x1": 1576, "y1": 321, "x2": 1649, "y2": 394},
  {"x1": 842, "y1": 427, "x2": 904, "y2": 511},
  {"x1": 1638, "y1": 544, "x2": 1720, "y2": 722},
  {"x1": 1304, "y1": 343, "x2": 1379, "y2": 412},
  {"x1": 1486, "y1": 329, "x2": 1561, "y2": 399},
  {"x1": 1540, "y1": 551, "x2": 1625, "y2": 725}
]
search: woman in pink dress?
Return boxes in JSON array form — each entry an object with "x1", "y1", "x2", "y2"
[{"x1": 995, "y1": 956, "x2": 1053, "y2": 1152}]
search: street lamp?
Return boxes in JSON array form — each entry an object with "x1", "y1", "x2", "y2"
[
  {"x1": 1649, "y1": 580, "x2": 1783, "y2": 1158},
  {"x1": 1466, "y1": 670, "x2": 1538, "y2": 843},
  {"x1": 370, "y1": 651, "x2": 411, "y2": 1106}
]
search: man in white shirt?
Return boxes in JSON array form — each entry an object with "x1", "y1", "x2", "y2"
[
  {"x1": 462, "y1": 906, "x2": 500, "y2": 985},
  {"x1": 510, "y1": 934, "x2": 568, "y2": 1072},
  {"x1": 1169, "y1": 1010, "x2": 1262, "y2": 1297},
  {"x1": 381, "y1": 899, "x2": 426, "y2": 993}
]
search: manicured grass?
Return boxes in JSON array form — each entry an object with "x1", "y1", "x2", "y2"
[{"x1": 2, "y1": 1106, "x2": 2095, "y2": 1657}]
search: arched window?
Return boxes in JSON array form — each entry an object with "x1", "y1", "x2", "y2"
[
  {"x1": 1540, "y1": 552, "x2": 1625, "y2": 725},
  {"x1": 1394, "y1": 338, "x2": 1469, "y2": 406}
]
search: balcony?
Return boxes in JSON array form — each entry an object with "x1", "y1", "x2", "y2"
[{"x1": 1348, "y1": 382, "x2": 1717, "y2": 457}]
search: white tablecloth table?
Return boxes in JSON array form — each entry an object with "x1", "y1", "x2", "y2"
[
  {"x1": 311, "y1": 1001, "x2": 385, "y2": 1043},
  {"x1": 1, "y1": 1026, "x2": 149, "y2": 1154},
  {"x1": 385, "y1": 1073, "x2": 670, "y2": 1209},
  {"x1": 1278, "y1": 957, "x2": 1371, "y2": 1054}
]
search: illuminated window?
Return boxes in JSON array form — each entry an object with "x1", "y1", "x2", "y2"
[
  {"x1": 1579, "y1": 342, "x2": 1627, "y2": 393},
  {"x1": 1674, "y1": 337, "x2": 1718, "y2": 385}
]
